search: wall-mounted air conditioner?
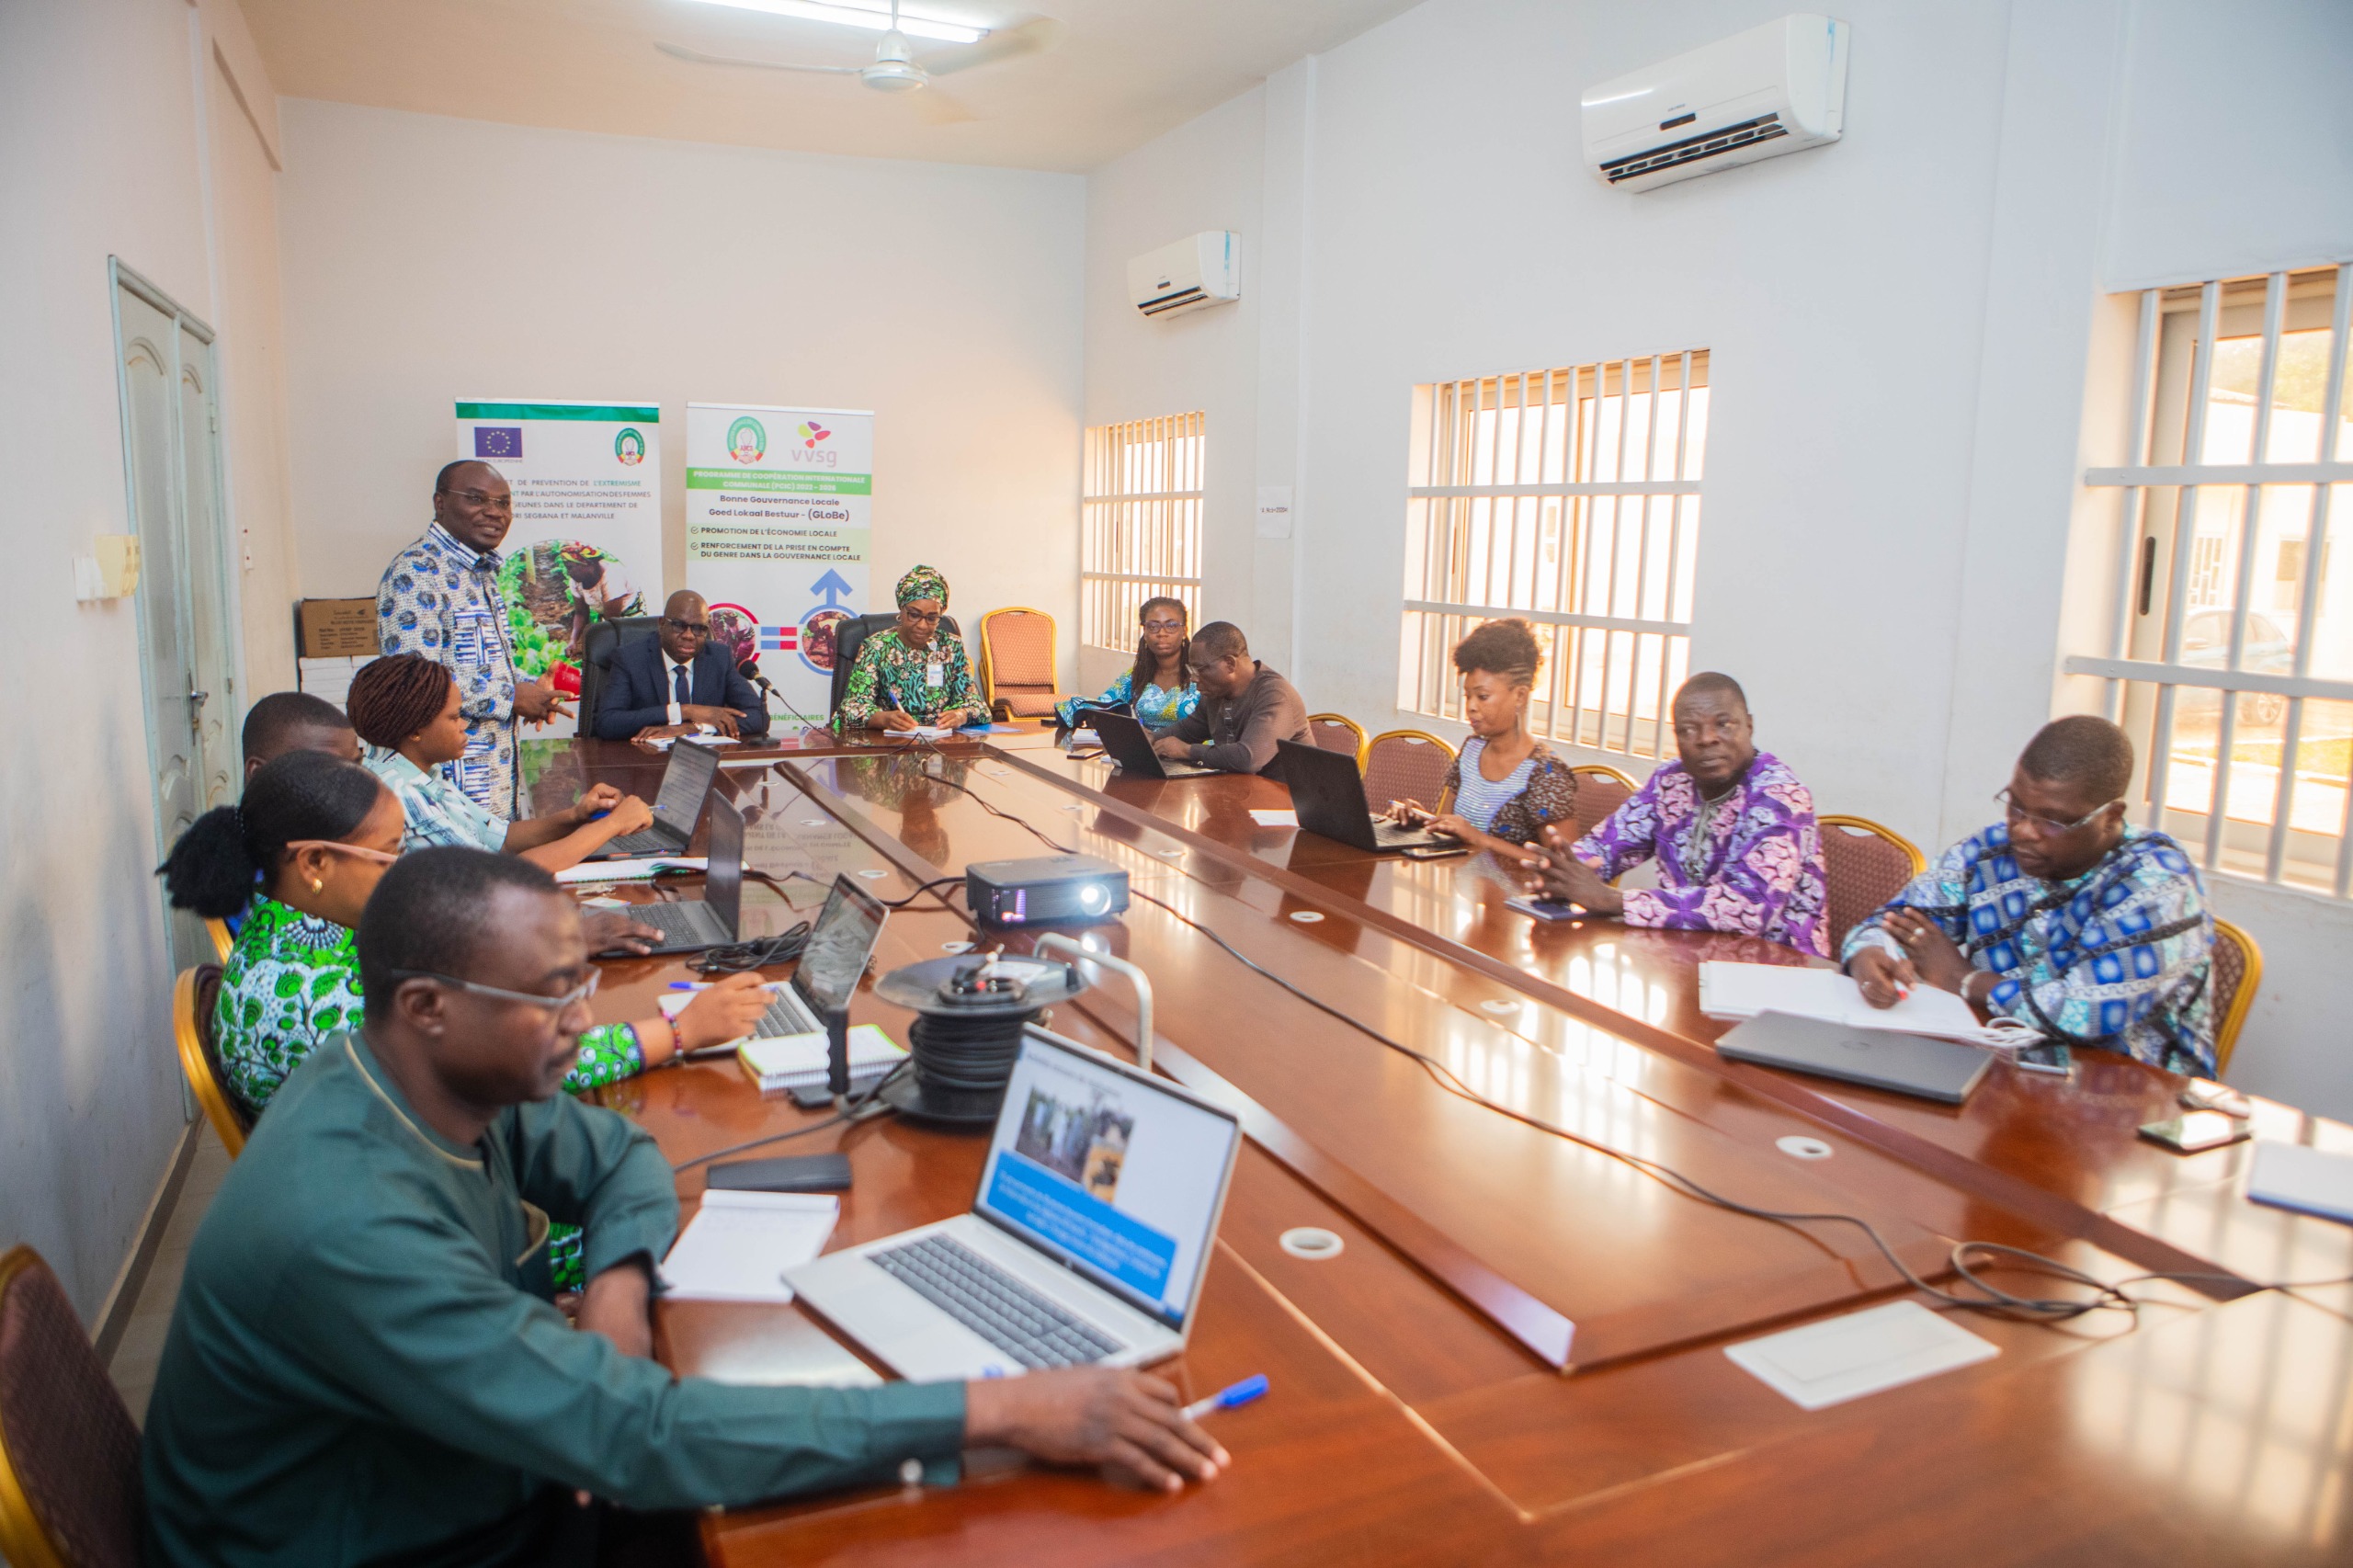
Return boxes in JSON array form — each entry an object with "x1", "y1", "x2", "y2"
[
  {"x1": 1127, "y1": 232, "x2": 1240, "y2": 319},
  {"x1": 1582, "y1": 14, "x2": 1849, "y2": 193}
]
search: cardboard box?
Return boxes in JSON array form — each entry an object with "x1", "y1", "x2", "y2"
[{"x1": 296, "y1": 598, "x2": 380, "y2": 659}]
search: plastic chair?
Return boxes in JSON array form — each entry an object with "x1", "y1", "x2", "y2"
[
  {"x1": 978, "y1": 608, "x2": 1070, "y2": 722},
  {"x1": 0, "y1": 1246, "x2": 144, "y2": 1568},
  {"x1": 1817, "y1": 815, "x2": 1927, "y2": 953},
  {"x1": 828, "y1": 613, "x2": 962, "y2": 721},
  {"x1": 203, "y1": 918, "x2": 233, "y2": 963},
  {"x1": 1564, "y1": 764, "x2": 1638, "y2": 840},
  {"x1": 576, "y1": 615, "x2": 662, "y2": 738},
  {"x1": 2210, "y1": 917, "x2": 2263, "y2": 1076},
  {"x1": 174, "y1": 965, "x2": 251, "y2": 1159},
  {"x1": 1360, "y1": 730, "x2": 1457, "y2": 814},
  {"x1": 1306, "y1": 714, "x2": 1368, "y2": 768}
]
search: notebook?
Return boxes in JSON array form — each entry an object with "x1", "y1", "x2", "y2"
[
  {"x1": 657, "y1": 1190, "x2": 840, "y2": 1303},
  {"x1": 1698, "y1": 961, "x2": 2021, "y2": 1047},
  {"x1": 737, "y1": 1025, "x2": 908, "y2": 1092},
  {"x1": 2247, "y1": 1142, "x2": 2353, "y2": 1225}
]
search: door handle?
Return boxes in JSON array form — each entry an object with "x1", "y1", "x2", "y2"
[{"x1": 188, "y1": 689, "x2": 210, "y2": 709}]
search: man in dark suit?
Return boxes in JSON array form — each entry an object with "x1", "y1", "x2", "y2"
[{"x1": 594, "y1": 590, "x2": 770, "y2": 741}]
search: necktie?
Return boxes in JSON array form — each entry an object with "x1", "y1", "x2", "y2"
[{"x1": 674, "y1": 664, "x2": 691, "y2": 708}]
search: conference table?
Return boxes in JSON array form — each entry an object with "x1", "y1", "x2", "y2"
[{"x1": 529, "y1": 724, "x2": 2353, "y2": 1565}]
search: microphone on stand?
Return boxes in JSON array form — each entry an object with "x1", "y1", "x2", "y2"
[{"x1": 738, "y1": 654, "x2": 822, "y2": 732}]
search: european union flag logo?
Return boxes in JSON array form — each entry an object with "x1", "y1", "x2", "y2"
[
  {"x1": 474, "y1": 426, "x2": 523, "y2": 459},
  {"x1": 758, "y1": 624, "x2": 796, "y2": 653}
]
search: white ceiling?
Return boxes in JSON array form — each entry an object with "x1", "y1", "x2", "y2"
[{"x1": 239, "y1": 0, "x2": 1423, "y2": 173}]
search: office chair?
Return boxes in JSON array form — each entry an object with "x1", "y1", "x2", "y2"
[
  {"x1": 577, "y1": 615, "x2": 663, "y2": 737},
  {"x1": 978, "y1": 608, "x2": 1070, "y2": 721},
  {"x1": 828, "y1": 612, "x2": 962, "y2": 721},
  {"x1": 1360, "y1": 730, "x2": 1457, "y2": 813},
  {"x1": 0, "y1": 1246, "x2": 143, "y2": 1568},
  {"x1": 1564, "y1": 763, "x2": 1639, "y2": 839},
  {"x1": 1305, "y1": 713, "x2": 1368, "y2": 768},
  {"x1": 174, "y1": 965, "x2": 250, "y2": 1159}
]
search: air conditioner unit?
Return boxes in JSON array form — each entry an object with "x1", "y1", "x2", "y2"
[
  {"x1": 1127, "y1": 232, "x2": 1240, "y2": 320},
  {"x1": 1581, "y1": 14, "x2": 1849, "y2": 193}
]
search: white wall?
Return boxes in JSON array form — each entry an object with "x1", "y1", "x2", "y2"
[
  {"x1": 1083, "y1": 0, "x2": 2353, "y2": 1117},
  {"x1": 274, "y1": 101, "x2": 1087, "y2": 676},
  {"x1": 0, "y1": 0, "x2": 296, "y2": 1320}
]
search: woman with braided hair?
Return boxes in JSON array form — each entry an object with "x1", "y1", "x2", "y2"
[
  {"x1": 162, "y1": 748, "x2": 769, "y2": 1287},
  {"x1": 349, "y1": 653, "x2": 653, "y2": 869}
]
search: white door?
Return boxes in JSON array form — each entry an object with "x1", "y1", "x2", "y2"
[{"x1": 114, "y1": 263, "x2": 240, "y2": 971}]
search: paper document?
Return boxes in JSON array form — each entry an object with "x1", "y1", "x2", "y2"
[
  {"x1": 1249, "y1": 809, "x2": 1300, "y2": 828},
  {"x1": 1698, "y1": 961, "x2": 2009, "y2": 1045},
  {"x1": 645, "y1": 733, "x2": 743, "y2": 751},
  {"x1": 738, "y1": 1025, "x2": 908, "y2": 1090},
  {"x1": 1726, "y1": 1301, "x2": 1999, "y2": 1411},
  {"x1": 2247, "y1": 1142, "x2": 2353, "y2": 1225},
  {"x1": 658, "y1": 1190, "x2": 839, "y2": 1302},
  {"x1": 552, "y1": 857, "x2": 706, "y2": 885},
  {"x1": 1068, "y1": 729, "x2": 1098, "y2": 746}
]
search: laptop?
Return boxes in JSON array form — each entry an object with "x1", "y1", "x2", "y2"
[
  {"x1": 784, "y1": 1029, "x2": 1243, "y2": 1379},
  {"x1": 745, "y1": 874, "x2": 889, "y2": 1040},
  {"x1": 1090, "y1": 709, "x2": 1219, "y2": 778},
  {"x1": 1276, "y1": 739, "x2": 1453, "y2": 853},
  {"x1": 587, "y1": 739, "x2": 720, "y2": 858},
  {"x1": 621, "y1": 793, "x2": 746, "y2": 955},
  {"x1": 1713, "y1": 1010, "x2": 1993, "y2": 1104}
]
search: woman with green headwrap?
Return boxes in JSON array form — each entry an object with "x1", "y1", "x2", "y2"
[{"x1": 834, "y1": 563, "x2": 984, "y2": 733}]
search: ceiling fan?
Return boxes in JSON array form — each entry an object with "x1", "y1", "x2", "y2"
[{"x1": 655, "y1": 0, "x2": 1063, "y2": 123}]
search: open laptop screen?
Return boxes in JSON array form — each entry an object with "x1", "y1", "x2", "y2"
[
  {"x1": 793, "y1": 877, "x2": 885, "y2": 1016},
  {"x1": 650, "y1": 741, "x2": 721, "y2": 836},
  {"x1": 702, "y1": 796, "x2": 744, "y2": 936},
  {"x1": 975, "y1": 1034, "x2": 1240, "y2": 1330}
]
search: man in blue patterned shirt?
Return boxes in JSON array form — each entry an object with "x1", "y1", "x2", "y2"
[
  {"x1": 375, "y1": 462, "x2": 568, "y2": 817},
  {"x1": 1843, "y1": 716, "x2": 2216, "y2": 1076}
]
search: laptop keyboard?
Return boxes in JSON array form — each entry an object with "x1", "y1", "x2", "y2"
[
  {"x1": 756, "y1": 988, "x2": 819, "y2": 1039},
  {"x1": 870, "y1": 1234, "x2": 1124, "y2": 1369},
  {"x1": 604, "y1": 829, "x2": 678, "y2": 857},
  {"x1": 631, "y1": 903, "x2": 723, "y2": 944},
  {"x1": 1370, "y1": 817, "x2": 1442, "y2": 846}
]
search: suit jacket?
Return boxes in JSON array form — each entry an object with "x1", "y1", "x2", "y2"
[{"x1": 594, "y1": 638, "x2": 771, "y2": 740}]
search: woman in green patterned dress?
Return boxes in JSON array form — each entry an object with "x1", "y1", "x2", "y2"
[
  {"x1": 160, "y1": 750, "x2": 770, "y2": 1286},
  {"x1": 832, "y1": 563, "x2": 983, "y2": 733}
]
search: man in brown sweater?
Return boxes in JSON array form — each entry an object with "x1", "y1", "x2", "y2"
[{"x1": 1153, "y1": 622, "x2": 1311, "y2": 776}]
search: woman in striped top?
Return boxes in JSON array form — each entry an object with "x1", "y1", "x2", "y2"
[{"x1": 1388, "y1": 618, "x2": 1577, "y2": 857}]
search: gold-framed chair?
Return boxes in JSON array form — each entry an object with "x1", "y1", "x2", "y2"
[
  {"x1": 1360, "y1": 730, "x2": 1458, "y2": 814},
  {"x1": 2210, "y1": 916, "x2": 2263, "y2": 1076},
  {"x1": 976, "y1": 608, "x2": 1071, "y2": 722},
  {"x1": 1564, "y1": 763, "x2": 1639, "y2": 840},
  {"x1": 1817, "y1": 814, "x2": 1927, "y2": 952},
  {"x1": 175, "y1": 964, "x2": 251, "y2": 1159},
  {"x1": 0, "y1": 1245, "x2": 144, "y2": 1568},
  {"x1": 203, "y1": 917, "x2": 233, "y2": 962},
  {"x1": 1305, "y1": 713, "x2": 1368, "y2": 768}
]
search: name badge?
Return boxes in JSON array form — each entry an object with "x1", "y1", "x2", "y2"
[{"x1": 926, "y1": 662, "x2": 945, "y2": 688}]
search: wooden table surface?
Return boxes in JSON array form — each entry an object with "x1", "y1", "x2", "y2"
[{"x1": 529, "y1": 732, "x2": 2353, "y2": 1564}]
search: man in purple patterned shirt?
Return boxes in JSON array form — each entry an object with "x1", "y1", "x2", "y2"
[{"x1": 1521, "y1": 673, "x2": 1829, "y2": 958}]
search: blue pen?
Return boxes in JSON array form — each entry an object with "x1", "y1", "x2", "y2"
[{"x1": 1181, "y1": 1374, "x2": 1267, "y2": 1421}]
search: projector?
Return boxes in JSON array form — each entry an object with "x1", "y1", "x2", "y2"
[{"x1": 964, "y1": 854, "x2": 1130, "y2": 927}]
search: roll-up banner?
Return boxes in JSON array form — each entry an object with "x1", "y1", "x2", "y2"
[
  {"x1": 453, "y1": 399, "x2": 663, "y2": 708},
  {"x1": 683, "y1": 403, "x2": 873, "y2": 727}
]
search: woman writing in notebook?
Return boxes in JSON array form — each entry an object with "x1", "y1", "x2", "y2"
[
  {"x1": 1385, "y1": 619, "x2": 1577, "y2": 857},
  {"x1": 834, "y1": 564, "x2": 983, "y2": 733},
  {"x1": 161, "y1": 750, "x2": 768, "y2": 1286},
  {"x1": 1056, "y1": 597, "x2": 1200, "y2": 731}
]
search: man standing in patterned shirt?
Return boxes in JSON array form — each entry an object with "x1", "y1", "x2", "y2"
[
  {"x1": 1844, "y1": 716, "x2": 2216, "y2": 1076},
  {"x1": 375, "y1": 461, "x2": 568, "y2": 816}
]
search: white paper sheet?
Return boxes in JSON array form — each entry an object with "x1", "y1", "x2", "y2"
[
  {"x1": 658, "y1": 1190, "x2": 840, "y2": 1303},
  {"x1": 1249, "y1": 809, "x2": 1300, "y2": 827},
  {"x1": 552, "y1": 856, "x2": 706, "y2": 885},
  {"x1": 1699, "y1": 961, "x2": 1990, "y2": 1041},
  {"x1": 1725, "y1": 1300, "x2": 1999, "y2": 1411},
  {"x1": 2248, "y1": 1141, "x2": 2353, "y2": 1224}
]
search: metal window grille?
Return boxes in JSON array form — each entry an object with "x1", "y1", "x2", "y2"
[
  {"x1": 1081, "y1": 414, "x2": 1203, "y2": 652},
  {"x1": 2066, "y1": 264, "x2": 2353, "y2": 897},
  {"x1": 1400, "y1": 353, "x2": 1709, "y2": 758}
]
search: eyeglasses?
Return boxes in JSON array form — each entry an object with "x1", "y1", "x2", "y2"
[
  {"x1": 901, "y1": 609, "x2": 944, "y2": 626},
  {"x1": 283, "y1": 839, "x2": 401, "y2": 866},
  {"x1": 436, "y1": 488, "x2": 513, "y2": 512},
  {"x1": 1141, "y1": 619, "x2": 1186, "y2": 633},
  {"x1": 661, "y1": 618, "x2": 711, "y2": 637},
  {"x1": 382, "y1": 968, "x2": 601, "y2": 1011},
  {"x1": 1995, "y1": 789, "x2": 2122, "y2": 835}
]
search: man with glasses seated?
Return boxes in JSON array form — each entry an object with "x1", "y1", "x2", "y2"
[
  {"x1": 1844, "y1": 715, "x2": 2217, "y2": 1076},
  {"x1": 593, "y1": 588, "x2": 771, "y2": 741},
  {"x1": 377, "y1": 460, "x2": 571, "y2": 816},
  {"x1": 142, "y1": 849, "x2": 1228, "y2": 1567}
]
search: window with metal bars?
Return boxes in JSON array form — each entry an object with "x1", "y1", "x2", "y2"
[
  {"x1": 2067, "y1": 264, "x2": 2353, "y2": 897},
  {"x1": 1081, "y1": 414, "x2": 1203, "y2": 653},
  {"x1": 1400, "y1": 353, "x2": 1709, "y2": 758}
]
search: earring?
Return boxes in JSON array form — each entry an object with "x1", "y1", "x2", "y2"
[{"x1": 311, "y1": 878, "x2": 324, "y2": 893}]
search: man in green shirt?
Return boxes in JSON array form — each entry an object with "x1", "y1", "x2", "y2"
[{"x1": 142, "y1": 848, "x2": 1226, "y2": 1566}]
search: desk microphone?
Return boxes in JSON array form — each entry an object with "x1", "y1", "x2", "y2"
[{"x1": 737, "y1": 654, "x2": 823, "y2": 730}]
